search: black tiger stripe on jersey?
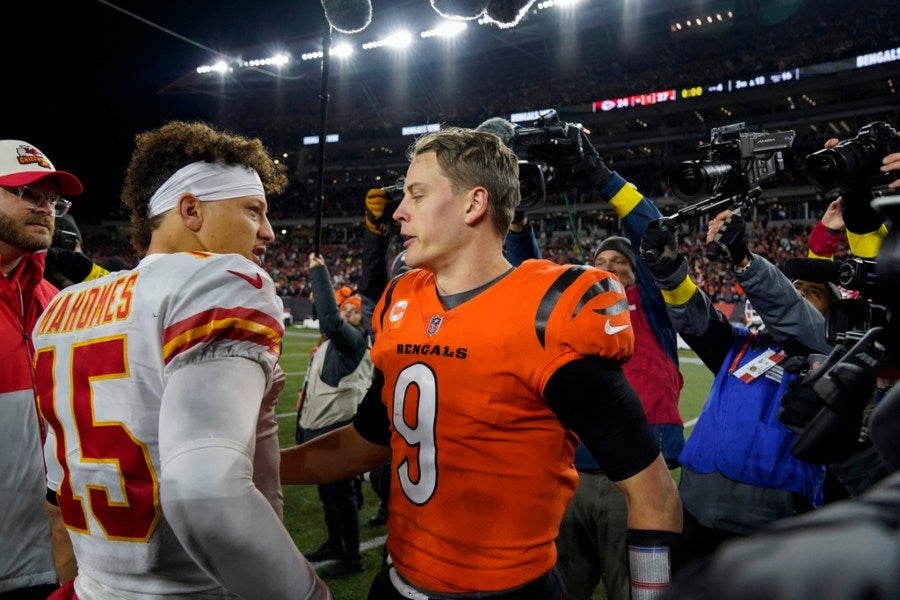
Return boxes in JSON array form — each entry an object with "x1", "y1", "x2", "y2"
[
  {"x1": 377, "y1": 271, "x2": 408, "y2": 330},
  {"x1": 534, "y1": 265, "x2": 589, "y2": 348},
  {"x1": 535, "y1": 266, "x2": 631, "y2": 348},
  {"x1": 573, "y1": 278, "x2": 628, "y2": 318}
]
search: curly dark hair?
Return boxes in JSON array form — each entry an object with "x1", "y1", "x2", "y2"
[{"x1": 121, "y1": 120, "x2": 288, "y2": 254}]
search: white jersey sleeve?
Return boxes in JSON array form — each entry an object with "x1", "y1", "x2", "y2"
[
  {"x1": 32, "y1": 252, "x2": 319, "y2": 598},
  {"x1": 160, "y1": 358, "x2": 330, "y2": 600}
]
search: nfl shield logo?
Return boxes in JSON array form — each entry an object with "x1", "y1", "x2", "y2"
[{"x1": 426, "y1": 315, "x2": 443, "y2": 336}]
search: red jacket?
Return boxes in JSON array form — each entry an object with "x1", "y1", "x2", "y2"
[
  {"x1": 1, "y1": 250, "x2": 61, "y2": 590},
  {"x1": 2, "y1": 251, "x2": 59, "y2": 395},
  {"x1": 622, "y1": 283, "x2": 684, "y2": 426}
]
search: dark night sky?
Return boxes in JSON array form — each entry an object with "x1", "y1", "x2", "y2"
[
  {"x1": 4, "y1": 0, "x2": 334, "y2": 220},
  {"x1": 3, "y1": 1, "x2": 835, "y2": 222}
]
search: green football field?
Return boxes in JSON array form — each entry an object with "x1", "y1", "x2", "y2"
[{"x1": 275, "y1": 328, "x2": 714, "y2": 599}]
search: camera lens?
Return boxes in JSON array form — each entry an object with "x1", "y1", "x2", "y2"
[
  {"x1": 805, "y1": 144, "x2": 869, "y2": 190},
  {"x1": 517, "y1": 161, "x2": 547, "y2": 210},
  {"x1": 668, "y1": 160, "x2": 733, "y2": 202},
  {"x1": 805, "y1": 149, "x2": 844, "y2": 190},
  {"x1": 805, "y1": 136, "x2": 881, "y2": 190},
  {"x1": 837, "y1": 259, "x2": 858, "y2": 288}
]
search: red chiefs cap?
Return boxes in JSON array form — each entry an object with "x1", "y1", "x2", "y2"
[{"x1": 0, "y1": 140, "x2": 83, "y2": 195}]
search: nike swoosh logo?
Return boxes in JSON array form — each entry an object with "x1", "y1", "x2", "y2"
[
  {"x1": 227, "y1": 270, "x2": 263, "y2": 289},
  {"x1": 605, "y1": 321, "x2": 630, "y2": 335}
]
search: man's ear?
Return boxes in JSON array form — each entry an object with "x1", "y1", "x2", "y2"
[
  {"x1": 463, "y1": 187, "x2": 489, "y2": 225},
  {"x1": 178, "y1": 194, "x2": 203, "y2": 232}
]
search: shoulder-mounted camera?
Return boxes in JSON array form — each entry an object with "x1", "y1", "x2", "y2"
[{"x1": 511, "y1": 110, "x2": 590, "y2": 210}]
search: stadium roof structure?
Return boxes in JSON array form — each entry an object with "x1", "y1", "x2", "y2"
[{"x1": 155, "y1": 0, "x2": 645, "y2": 98}]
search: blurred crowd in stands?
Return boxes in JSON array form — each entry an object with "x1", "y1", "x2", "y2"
[
  {"x1": 224, "y1": 0, "x2": 898, "y2": 147},
  {"x1": 79, "y1": 213, "x2": 836, "y2": 314},
  {"x1": 69, "y1": 0, "x2": 890, "y2": 320},
  {"x1": 206, "y1": 0, "x2": 900, "y2": 224}
]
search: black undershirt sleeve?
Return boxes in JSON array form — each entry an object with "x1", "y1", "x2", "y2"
[
  {"x1": 545, "y1": 357, "x2": 660, "y2": 481},
  {"x1": 352, "y1": 368, "x2": 392, "y2": 447}
]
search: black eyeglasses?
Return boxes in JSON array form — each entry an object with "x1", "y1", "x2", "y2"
[{"x1": 3, "y1": 185, "x2": 72, "y2": 217}]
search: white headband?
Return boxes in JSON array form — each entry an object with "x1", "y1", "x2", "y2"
[{"x1": 147, "y1": 161, "x2": 265, "y2": 217}]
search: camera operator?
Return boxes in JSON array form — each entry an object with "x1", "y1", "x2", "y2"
[
  {"x1": 554, "y1": 164, "x2": 686, "y2": 600},
  {"x1": 640, "y1": 208, "x2": 833, "y2": 567},
  {"x1": 808, "y1": 124, "x2": 900, "y2": 260},
  {"x1": 775, "y1": 134, "x2": 900, "y2": 498},
  {"x1": 659, "y1": 193, "x2": 900, "y2": 600}
]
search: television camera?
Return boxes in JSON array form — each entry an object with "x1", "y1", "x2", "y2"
[
  {"x1": 824, "y1": 257, "x2": 888, "y2": 347},
  {"x1": 510, "y1": 110, "x2": 594, "y2": 210},
  {"x1": 783, "y1": 194, "x2": 900, "y2": 464},
  {"x1": 644, "y1": 122, "x2": 795, "y2": 262},
  {"x1": 666, "y1": 122, "x2": 795, "y2": 221}
]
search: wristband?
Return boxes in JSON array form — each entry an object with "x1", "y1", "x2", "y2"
[{"x1": 627, "y1": 528, "x2": 683, "y2": 599}]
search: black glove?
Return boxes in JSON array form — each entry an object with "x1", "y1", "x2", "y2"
[
  {"x1": 778, "y1": 378, "x2": 826, "y2": 434},
  {"x1": 711, "y1": 212, "x2": 749, "y2": 266},
  {"x1": 45, "y1": 247, "x2": 96, "y2": 283},
  {"x1": 781, "y1": 354, "x2": 877, "y2": 464},
  {"x1": 509, "y1": 204, "x2": 526, "y2": 224},
  {"x1": 572, "y1": 131, "x2": 613, "y2": 191},
  {"x1": 640, "y1": 218, "x2": 683, "y2": 278}
]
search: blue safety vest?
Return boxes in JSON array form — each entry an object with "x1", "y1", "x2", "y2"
[{"x1": 680, "y1": 328, "x2": 826, "y2": 507}]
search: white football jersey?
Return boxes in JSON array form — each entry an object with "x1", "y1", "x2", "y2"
[{"x1": 33, "y1": 252, "x2": 284, "y2": 598}]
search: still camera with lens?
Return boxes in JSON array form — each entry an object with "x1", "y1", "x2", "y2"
[{"x1": 805, "y1": 121, "x2": 900, "y2": 191}]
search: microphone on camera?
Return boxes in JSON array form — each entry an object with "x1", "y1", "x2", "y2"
[
  {"x1": 320, "y1": 0, "x2": 373, "y2": 34},
  {"x1": 475, "y1": 117, "x2": 517, "y2": 148}
]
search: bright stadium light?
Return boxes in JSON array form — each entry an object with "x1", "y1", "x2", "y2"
[
  {"x1": 331, "y1": 42, "x2": 354, "y2": 58},
  {"x1": 421, "y1": 21, "x2": 467, "y2": 38},
  {"x1": 537, "y1": 0, "x2": 580, "y2": 10},
  {"x1": 363, "y1": 30, "x2": 414, "y2": 50},
  {"x1": 196, "y1": 60, "x2": 232, "y2": 74},
  {"x1": 243, "y1": 53, "x2": 290, "y2": 68}
]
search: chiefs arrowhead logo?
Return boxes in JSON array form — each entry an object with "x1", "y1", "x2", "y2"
[
  {"x1": 16, "y1": 144, "x2": 52, "y2": 169},
  {"x1": 227, "y1": 269, "x2": 263, "y2": 289}
]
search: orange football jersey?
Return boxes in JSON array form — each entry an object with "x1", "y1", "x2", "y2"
[{"x1": 371, "y1": 259, "x2": 634, "y2": 593}]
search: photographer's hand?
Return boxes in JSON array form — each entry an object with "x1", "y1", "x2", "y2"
[
  {"x1": 883, "y1": 150, "x2": 900, "y2": 190},
  {"x1": 821, "y1": 198, "x2": 845, "y2": 231},
  {"x1": 509, "y1": 211, "x2": 528, "y2": 233},
  {"x1": 307, "y1": 252, "x2": 325, "y2": 270},
  {"x1": 707, "y1": 210, "x2": 749, "y2": 268},
  {"x1": 365, "y1": 188, "x2": 391, "y2": 236},
  {"x1": 572, "y1": 130, "x2": 613, "y2": 191},
  {"x1": 639, "y1": 218, "x2": 684, "y2": 278}
]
